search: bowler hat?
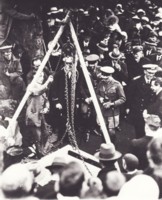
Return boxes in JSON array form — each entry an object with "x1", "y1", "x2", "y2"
[{"x1": 95, "y1": 143, "x2": 121, "y2": 161}]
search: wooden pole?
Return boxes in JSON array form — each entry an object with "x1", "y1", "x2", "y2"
[
  {"x1": 69, "y1": 21, "x2": 111, "y2": 143},
  {"x1": 7, "y1": 11, "x2": 71, "y2": 132}
]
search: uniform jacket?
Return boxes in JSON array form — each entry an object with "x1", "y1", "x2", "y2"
[
  {"x1": 126, "y1": 75, "x2": 155, "y2": 121},
  {"x1": 96, "y1": 76, "x2": 126, "y2": 117}
]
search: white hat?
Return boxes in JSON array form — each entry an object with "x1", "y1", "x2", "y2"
[
  {"x1": 100, "y1": 66, "x2": 115, "y2": 74},
  {"x1": 142, "y1": 64, "x2": 158, "y2": 73}
]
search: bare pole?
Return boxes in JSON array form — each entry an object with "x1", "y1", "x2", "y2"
[
  {"x1": 7, "y1": 11, "x2": 71, "y2": 133},
  {"x1": 69, "y1": 21, "x2": 111, "y2": 143}
]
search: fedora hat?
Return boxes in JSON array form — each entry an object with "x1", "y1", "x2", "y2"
[
  {"x1": 109, "y1": 48, "x2": 121, "y2": 59},
  {"x1": 95, "y1": 143, "x2": 122, "y2": 161}
]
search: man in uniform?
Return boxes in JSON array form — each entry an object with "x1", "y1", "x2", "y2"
[
  {"x1": 96, "y1": 66, "x2": 126, "y2": 143},
  {"x1": 126, "y1": 64, "x2": 157, "y2": 138}
]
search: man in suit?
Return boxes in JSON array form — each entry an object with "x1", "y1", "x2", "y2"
[
  {"x1": 126, "y1": 64, "x2": 157, "y2": 138},
  {"x1": 48, "y1": 56, "x2": 81, "y2": 142},
  {"x1": 101, "y1": 47, "x2": 128, "y2": 84}
]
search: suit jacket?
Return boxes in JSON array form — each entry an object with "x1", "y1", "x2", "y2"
[
  {"x1": 130, "y1": 136, "x2": 153, "y2": 170},
  {"x1": 147, "y1": 90, "x2": 162, "y2": 120}
]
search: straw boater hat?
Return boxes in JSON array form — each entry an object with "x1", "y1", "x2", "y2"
[{"x1": 95, "y1": 143, "x2": 122, "y2": 161}]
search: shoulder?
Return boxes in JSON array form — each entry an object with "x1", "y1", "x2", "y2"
[{"x1": 132, "y1": 75, "x2": 142, "y2": 81}]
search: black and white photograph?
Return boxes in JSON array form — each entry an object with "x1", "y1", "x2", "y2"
[{"x1": 0, "y1": 0, "x2": 162, "y2": 199}]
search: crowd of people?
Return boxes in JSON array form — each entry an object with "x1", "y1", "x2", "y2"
[{"x1": 0, "y1": 0, "x2": 162, "y2": 199}]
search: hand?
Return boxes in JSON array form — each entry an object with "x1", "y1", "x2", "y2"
[
  {"x1": 99, "y1": 97, "x2": 104, "y2": 103},
  {"x1": 56, "y1": 103, "x2": 62, "y2": 110},
  {"x1": 85, "y1": 97, "x2": 92, "y2": 104},
  {"x1": 103, "y1": 102, "x2": 112, "y2": 109},
  {"x1": 40, "y1": 107, "x2": 49, "y2": 114},
  {"x1": 47, "y1": 75, "x2": 54, "y2": 83},
  {"x1": 114, "y1": 63, "x2": 121, "y2": 71}
]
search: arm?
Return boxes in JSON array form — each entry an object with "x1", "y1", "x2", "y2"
[{"x1": 113, "y1": 83, "x2": 126, "y2": 107}]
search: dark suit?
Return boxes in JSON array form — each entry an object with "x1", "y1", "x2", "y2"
[
  {"x1": 126, "y1": 75, "x2": 155, "y2": 138},
  {"x1": 130, "y1": 136, "x2": 152, "y2": 170}
]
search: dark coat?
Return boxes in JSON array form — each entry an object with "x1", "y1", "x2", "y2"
[
  {"x1": 130, "y1": 136, "x2": 153, "y2": 170},
  {"x1": 126, "y1": 75, "x2": 155, "y2": 122}
]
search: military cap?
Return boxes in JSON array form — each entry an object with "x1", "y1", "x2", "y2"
[
  {"x1": 100, "y1": 66, "x2": 115, "y2": 75},
  {"x1": 142, "y1": 64, "x2": 158, "y2": 73},
  {"x1": 0, "y1": 42, "x2": 12, "y2": 51},
  {"x1": 86, "y1": 54, "x2": 99, "y2": 64}
]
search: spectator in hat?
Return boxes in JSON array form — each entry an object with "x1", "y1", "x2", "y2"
[
  {"x1": 121, "y1": 153, "x2": 143, "y2": 180},
  {"x1": 95, "y1": 143, "x2": 122, "y2": 184},
  {"x1": 102, "y1": 47, "x2": 128, "y2": 84},
  {"x1": 125, "y1": 45, "x2": 151, "y2": 82},
  {"x1": 96, "y1": 66, "x2": 126, "y2": 142},
  {"x1": 0, "y1": 42, "x2": 26, "y2": 101},
  {"x1": 97, "y1": 39, "x2": 109, "y2": 62},
  {"x1": 137, "y1": 9, "x2": 146, "y2": 19},
  {"x1": 126, "y1": 64, "x2": 157, "y2": 138},
  {"x1": 148, "y1": 42, "x2": 162, "y2": 70}
]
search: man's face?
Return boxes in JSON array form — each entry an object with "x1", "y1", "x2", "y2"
[
  {"x1": 134, "y1": 51, "x2": 143, "y2": 61},
  {"x1": 144, "y1": 69, "x2": 156, "y2": 81},
  {"x1": 2, "y1": 49, "x2": 12, "y2": 61},
  {"x1": 151, "y1": 80, "x2": 160, "y2": 93}
]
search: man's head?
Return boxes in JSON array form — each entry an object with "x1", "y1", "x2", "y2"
[
  {"x1": 0, "y1": 43, "x2": 13, "y2": 61},
  {"x1": 151, "y1": 76, "x2": 162, "y2": 93},
  {"x1": 86, "y1": 54, "x2": 99, "y2": 69},
  {"x1": 132, "y1": 46, "x2": 143, "y2": 62},
  {"x1": 143, "y1": 64, "x2": 157, "y2": 81},
  {"x1": 63, "y1": 56, "x2": 73, "y2": 71}
]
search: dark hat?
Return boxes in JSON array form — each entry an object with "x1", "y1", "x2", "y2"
[
  {"x1": 145, "y1": 38, "x2": 158, "y2": 46},
  {"x1": 100, "y1": 66, "x2": 115, "y2": 75},
  {"x1": 95, "y1": 143, "x2": 121, "y2": 161},
  {"x1": 97, "y1": 41, "x2": 109, "y2": 51},
  {"x1": 45, "y1": 156, "x2": 67, "y2": 170},
  {"x1": 86, "y1": 54, "x2": 99, "y2": 63},
  {"x1": 109, "y1": 48, "x2": 122, "y2": 59}
]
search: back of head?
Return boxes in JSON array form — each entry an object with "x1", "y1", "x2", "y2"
[
  {"x1": 147, "y1": 137, "x2": 162, "y2": 166},
  {"x1": 59, "y1": 161, "x2": 85, "y2": 197},
  {"x1": 104, "y1": 171, "x2": 126, "y2": 197},
  {"x1": 122, "y1": 153, "x2": 139, "y2": 171},
  {"x1": 1, "y1": 163, "x2": 34, "y2": 198},
  {"x1": 118, "y1": 174, "x2": 159, "y2": 200}
]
